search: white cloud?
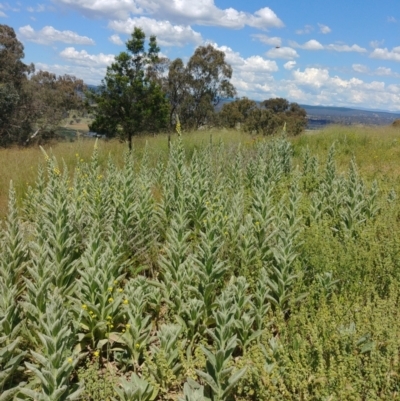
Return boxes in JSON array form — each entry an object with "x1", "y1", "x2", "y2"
[
  {"x1": 290, "y1": 40, "x2": 366, "y2": 53},
  {"x1": 242, "y1": 55, "x2": 279, "y2": 72},
  {"x1": 370, "y1": 47, "x2": 400, "y2": 62},
  {"x1": 375, "y1": 66, "x2": 395, "y2": 76},
  {"x1": 388, "y1": 84, "x2": 400, "y2": 93},
  {"x1": 266, "y1": 47, "x2": 299, "y2": 59},
  {"x1": 0, "y1": 3, "x2": 19, "y2": 12},
  {"x1": 43, "y1": 39, "x2": 400, "y2": 110},
  {"x1": 303, "y1": 40, "x2": 324, "y2": 50},
  {"x1": 60, "y1": 47, "x2": 115, "y2": 67},
  {"x1": 248, "y1": 7, "x2": 284, "y2": 30},
  {"x1": 387, "y1": 16, "x2": 397, "y2": 23},
  {"x1": 292, "y1": 68, "x2": 330, "y2": 88},
  {"x1": 284, "y1": 67, "x2": 400, "y2": 110},
  {"x1": 211, "y1": 43, "x2": 278, "y2": 98},
  {"x1": 352, "y1": 64, "x2": 400, "y2": 78},
  {"x1": 0, "y1": 4, "x2": 8, "y2": 17},
  {"x1": 27, "y1": 4, "x2": 46, "y2": 12},
  {"x1": 138, "y1": 2, "x2": 284, "y2": 29},
  {"x1": 251, "y1": 34, "x2": 281, "y2": 47},
  {"x1": 284, "y1": 61, "x2": 296, "y2": 70},
  {"x1": 318, "y1": 23, "x2": 331, "y2": 34},
  {"x1": 370, "y1": 40, "x2": 384, "y2": 48},
  {"x1": 214, "y1": 44, "x2": 278, "y2": 73},
  {"x1": 292, "y1": 67, "x2": 387, "y2": 93},
  {"x1": 212, "y1": 51, "x2": 400, "y2": 110},
  {"x1": 326, "y1": 43, "x2": 367, "y2": 52},
  {"x1": 19, "y1": 25, "x2": 95, "y2": 45},
  {"x1": 109, "y1": 34, "x2": 123, "y2": 45},
  {"x1": 52, "y1": 0, "x2": 143, "y2": 19},
  {"x1": 109, "y1": 17, "x2": 203, "y2": 47},
  {"x1": 52, "y1": 1, "x2": 284, "y2": 30},
  {"x1": 352, "y1": 64, "x2": 369, "y2": 73},
  {"x1": 290, "y1": 39, "x2": 324, "y2": 50},
  {"x1": 295, "y1": 24, "x2": 313, "y2": 35}
]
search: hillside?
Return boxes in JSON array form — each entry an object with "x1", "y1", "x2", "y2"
[
  {"x1": 301, "y1": 104, "x2": 400, "y2": 129},
  {"x1": 216, "y1": 98, "x2": 400, "y2": 129}
]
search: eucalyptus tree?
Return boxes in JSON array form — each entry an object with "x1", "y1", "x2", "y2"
[
  {"x1": 218, "y1": 97, "x2": 258, "y2": 128},
  {"x1": 26, "y1": 71, "x2": 86, "y2": 139},
  {"x1": 166, "y1": 44, "x2": 236, "y2": 130},
  {"x1": 0, "y1": 24, "x2": 34, "y2": 145},
  {"x1": 243, "y1": 98, "x2": 307, "y2": 136}
]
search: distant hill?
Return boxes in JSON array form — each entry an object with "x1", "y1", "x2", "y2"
[
  {"x1": 299, "y1": 104, "x2": 400, "y2": 129},
  {"x1": 216, "y1": 99, "x2": 400, "y2": 129}
]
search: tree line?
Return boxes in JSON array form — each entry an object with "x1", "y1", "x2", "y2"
[
  {"x1": 0, "y1": 25, "x2": 86, "y2": 146},
  {"x1": 0, "y1": 24, "x2": 307, "y2": 147}
]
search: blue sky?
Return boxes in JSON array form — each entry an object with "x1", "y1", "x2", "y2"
[{"x1": 2, "y1": 0, "x2": 400, "y2": 110}]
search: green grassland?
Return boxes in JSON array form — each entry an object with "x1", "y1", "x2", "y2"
[{"x1": 1, "y1": 125, "x2": 400, "y2": 400}]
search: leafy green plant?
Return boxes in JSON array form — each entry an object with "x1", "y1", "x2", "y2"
[
  {"x1": 179, "y1": 378, "x2": 210, "y2": 401},
  {"x1": 20, "y1": 292, "x2": 83, "y2": 401},
  {"x1": 1, "y1": 129, "x2": 400, "y2": 400},
  {"x1": 77, "y1": 358, "x2": 117, "y2": 401},
  {"x1": 197, "y1": 335, "x2": 247, "y2": 401},
  {"x1": 146, "y1": 324, "x2": 183, "y2": 396},
  {"x1": 113, "y1": 372, "x2": 158, "y2": 401}
]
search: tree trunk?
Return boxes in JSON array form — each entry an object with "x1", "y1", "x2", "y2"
[{"x1": 128, "y1": 132, "x2": 132, "y2": 152}]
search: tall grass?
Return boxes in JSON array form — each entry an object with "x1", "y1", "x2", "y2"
[
  {"x1": 293, "y1": 125, "x2": 400, "y2": 181},
  {"x1": 0, "y1": 129, "x2": 248, "y2": 218},
  {"x1": 1, "y1": 124, "x2": 400, "y2": 218}
]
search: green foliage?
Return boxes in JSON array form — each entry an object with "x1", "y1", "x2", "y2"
[
  {"x1": 179, "y1": 379, "x2": 210, "y2": 401},
  {"x1": 392, "y1": 118, "x2": 400, "y2": 127},
  {"x1": 165, "y1": 45, "x2": 236, "y2": 130},
  {"x1": 88, "y1": 27, "x2": 169, "y2": 149},
  {"x1": 20, "y1": 292, "x2": 83, "y2": 400},
  {"x1": 220, "y1": 97, "x2": 307, "y2": 136},
  {"x1": 1, "y1": 133, "x2": 400, "y2": 400},
  {"x1": 77, "y1": 359, "x2": 117, "y2": 401},
  {"x1": 0, "y1": 24, "x2": 86, "y2": 146},
  {"x1": 113, "y1": 372, "x2": 157, "y2": 401},
  {"x1": 218, "y1": 98, "x2": 258, "y2": 129},
  {"x1": 197, "y1": 335, "x2": 247, "y2": 401},
  {"x1": 0, "y1": 25, "x2": 33, "y2": 145},
  {"x1": 113, "y1": 373, "x2": 157, "y2": 401},
  {"x1": 26, "y1": 71, "x2": 85, "y2": 138}
]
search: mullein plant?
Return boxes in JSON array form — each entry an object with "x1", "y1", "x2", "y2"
[
  {"x1": 338, "y1": 157, "x2": 380, "y2": 236},
  {"x1": 0, "y1": 185, "x2": 28, "y2": 396},
  {"x1": 186, "y1": 148, "x2": 213, "y2": 232},
  {"x1": 0, "y1": 183, "x2": 29, "y2": 291},
  {"x1": 19, "y1": 292, "x2": 83, "y2": 401},
  {"x1": 146, "y1": 324, "x2": 184, "y2": 396},
  {"x1": 125, "y1": 146, "x2": 160, "y2": 270},
  {"x1": 112, "y1": 281, "x2": 153, "y2": 372},
  {"x1": 0, "y1": 279, "x2": 26, "y2": 400},
  {"x1": 69, "y1": 221, "x2": 125, "y2": 351},
  {"x1": 262, "y1": 179, "x2": 304, "y2": 315},
  {"x1": 197, "y1": 334, "x2": 247, "y2": 401},
  {"x1": 112, "y1": 372, "x2": 158, "y2": 401},
  {"x1": 176, "y1": 115, "x2": 182, "y2": 137},
  {"x1": 179, "y1": 379, "x2": 210, "y2": 401},
  {"x1": 25, "y1": 150, "x2": 80, "y2": 297},
  {"x1": 1, "y1": 134, "x2": 397, "y2": 399},
  {"x1": 226, "y1": 277, "x2": 262, "y2": 352}
]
